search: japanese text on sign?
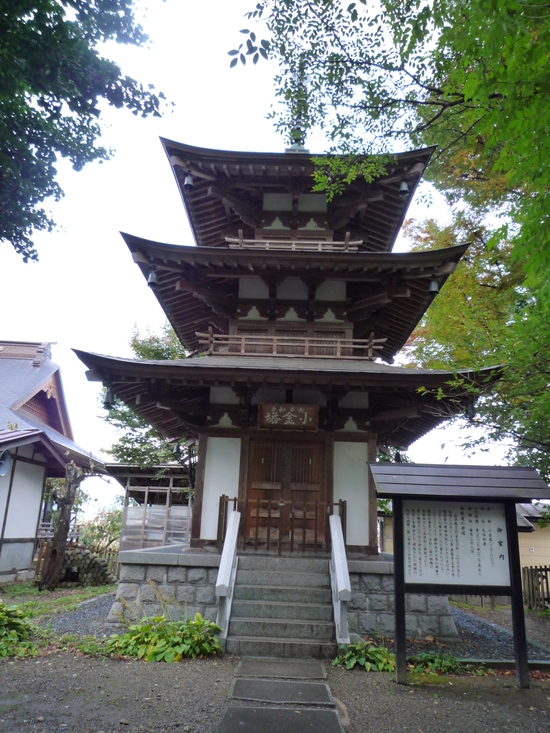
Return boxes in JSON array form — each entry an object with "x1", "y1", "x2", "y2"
[
  {"x1": 402, "y1": 500, "x2": 510, "y2": 586},
  {"x1": 258, "y1": 404, "x2": 319, "y2": 431}
]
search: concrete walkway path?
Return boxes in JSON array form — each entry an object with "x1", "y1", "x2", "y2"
[{"x1": 218, "y1": 658, "x2": 345, "y2": 732}]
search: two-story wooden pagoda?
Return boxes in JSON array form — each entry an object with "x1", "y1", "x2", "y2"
[{"x1": 76, "y1": 140, "x2": 495, "y2": 555}]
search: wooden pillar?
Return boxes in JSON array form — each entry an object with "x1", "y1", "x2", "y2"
[
  {"x1": 190, "y1": 433, "x2": 207, "y2": 546},
  {"x1": 367, "y1": 435, "x2": 378, "y2": 555},
  {"x1": 237, "y1": 435, "x2": 250, "y2": 542},
  {"x1": 506, "y1": 501, "x2": 530, "y2": 688}
]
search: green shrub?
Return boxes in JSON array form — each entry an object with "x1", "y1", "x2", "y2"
[
  {"x1": 333, "y1": 640, "x2": 396, "y2": 672},
  {"x1": 105, "y1": 612, "x2": 222, "y2": 662},
  {"x1": 408, "y1": 651, "x2": 464, "y2": 675},
  {"x1": 0, "y1": 599, "x2": 36, "y2": 657}
]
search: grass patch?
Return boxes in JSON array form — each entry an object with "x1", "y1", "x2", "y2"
[{"x1": 0, "y1": 582, "x2": 116, "y2": 620}]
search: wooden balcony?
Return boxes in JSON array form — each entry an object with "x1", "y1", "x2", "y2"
[
  {"x1": 197, "y1": 329, "x2": 387, "y2": 360},
  {"x1": 225, "y1": 231, "x2": 360, "y2": 252}
]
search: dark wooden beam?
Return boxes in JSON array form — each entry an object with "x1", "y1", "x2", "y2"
[
  {"x1": 175, "y1": 278, "x2": 236, "y2": 319},
  {"x1": 207, "y1": 185, "x2": 262, "y2": 228}
]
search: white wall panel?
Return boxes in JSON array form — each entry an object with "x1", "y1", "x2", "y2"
[
  {"x1": 200, "y1": 438, "x2": 241, "y2": 540},
  {"x1": 4, "y1": 461, "x2": 45, "y2": 538},
  {"x1": 0, "y1": 464, "x2": 13, "y2": 532},
  {"x1": 334, "y1": 442, "x2": 369, "y2": 546}
]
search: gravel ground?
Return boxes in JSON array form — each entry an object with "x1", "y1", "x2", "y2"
[
  {"x1": 38, "y1": 593, "x2": 121, "y2": 638},
  {"x1": 327, "y1": 665, "x2": 550, "y2": 733},
  {"x1": 0, "y1": 654, "x2": 239, "y2": 733},
  {"x1": 393, "y1": 606, "x2": 550, "y2": 662},
  {"x1": 43, "y1": 593, "x2": 550, "y2": 661},
  {"x1": 3, "y1": 592, "x2": 550, "y2": 732}
]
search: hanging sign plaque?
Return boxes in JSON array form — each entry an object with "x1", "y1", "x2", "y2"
[
  {"x1": 258, "y1": 403, "x2": 319, "y2": 431},
  {"x1": 403, "y1": 500, "x2": 510, "y2": 586}
]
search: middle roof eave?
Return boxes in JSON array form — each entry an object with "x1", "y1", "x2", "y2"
[{"x1": 122, "y1": 233, "x2": 469, "y2": 359}]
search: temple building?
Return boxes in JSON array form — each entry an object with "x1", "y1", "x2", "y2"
[{"x1": 76, "y1": 140, "x2": 495, "y2": 557}]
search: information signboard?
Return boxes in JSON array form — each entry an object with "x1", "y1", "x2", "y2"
[{"x1": 403, "y1": 500, "x2": 510, "y2": 586}]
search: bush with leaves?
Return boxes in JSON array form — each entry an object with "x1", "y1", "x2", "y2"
[
  {"x1": 408, "y1": 651, "x2": 464, "y2": 675},
  {"x1": 0, "y1": 600, "x2": 36, "y2": 658},
  {"x1": 333, "y1": 640, "x2": 396, "y2": 672},
  {"x1": 105, "y1": 612, "x2": 222, "y2": 662},
  {"x1": 79, "y1": 506, "x2": 123, "y2": 554}
]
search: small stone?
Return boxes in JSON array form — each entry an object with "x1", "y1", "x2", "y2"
[
  {"x1": 120, "y1": 720, "x2": 130, "y2": 726},
  {"x1": 37, "y1": 717, "x2": 45, "y2": 722}
]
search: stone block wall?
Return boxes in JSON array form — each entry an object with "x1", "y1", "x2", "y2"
[
  {"x1": 348, "y1": 565, "x2": 458, "y2": 640},
  {"x1": 107, "y1": 556, "x2": 219, "y2": 624}
]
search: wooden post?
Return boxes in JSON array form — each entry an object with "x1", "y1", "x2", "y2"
[
  {"x1": 393, "y1": 497, "x2": 408, "y2": 684},
  {"x1": 190, "y1": 434, "x2": 207, "y2": 546},
  {"x1": 367, "y1": 436, "x2": 378, "y2": 554},
  {"x1": 506, "y1": 501, "x2": 530, "y2": 688}
]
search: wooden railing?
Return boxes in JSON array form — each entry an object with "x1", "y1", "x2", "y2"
[
  {"x1": 197, "y1": 330, "x2": 386, "y2": 360},
  {"x1": 522, "y1": 565, "x2": 550, "y2": 610},
  {"x1": 216, "y1": 495, "x2": 347, "y2": 555},
  {"x1": 226, "y1": 232, "x2": 360, "y2": 252}
]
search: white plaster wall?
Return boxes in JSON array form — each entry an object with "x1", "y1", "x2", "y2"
[
  {"x1": 333, "y1": 442, "x2": 369, "y2": 546},
  {"x1": 209, "y1": 387, "x2": 240, "y2": 405},
  {"x1": 18, "y1": 445, "x2": 35, "y2": 459},
  {"x1": 316, "y1": 280, "x2": 346, "y2": 301},
  {"x1": 239, "y1": 278, "x2": 269, "y2": 299},
  {"x1": 0, "y1": 464, "x2": 13, "y2": 532},
  {"x1": 4, "y1": 461, "x2": 45, "y2": 538},
  {"x1": 338, "y1": 391, "x2": 369, "y2": 409},
  {"x1": 293, "y1": 390, "x2": 327, "y2": 407},
  {"x1": 251, "y1": 388, "x2": 286, "y2": 405},
  {"x1": 200, "y1": 437, "x2": 241, "y2": 540},
  {"x1": 277, "y1": 278, "x2": 308, "y2": 300}
]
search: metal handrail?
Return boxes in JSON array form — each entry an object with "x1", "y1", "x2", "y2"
[
  {"x1": 329, "y1": 513, "x2": 352, "y2": 644},
  {"x1": 215, "y1": 510, "x2": 240, "y2": 645}
]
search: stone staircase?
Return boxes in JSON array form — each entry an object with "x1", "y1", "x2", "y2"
[{"x1": 225, "y1": 554, "x2": 337, "y2": 658}]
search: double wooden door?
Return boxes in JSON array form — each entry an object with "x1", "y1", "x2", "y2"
[{"x1": 245, "y1": 440, "x2": 326, "y2": 549}]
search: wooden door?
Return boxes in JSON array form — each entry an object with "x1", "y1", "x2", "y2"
[{"x1": 246, "y1": 440, "x2": 325, "y2": 549}]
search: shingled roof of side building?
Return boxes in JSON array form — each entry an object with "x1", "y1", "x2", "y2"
[{"x1": 0, "y1": 340, "x2": 103, "y2": 474}]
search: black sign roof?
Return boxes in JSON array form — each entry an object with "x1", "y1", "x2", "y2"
[{"x1": 370, "y1": 462, "x2": 550, "y2": 501}]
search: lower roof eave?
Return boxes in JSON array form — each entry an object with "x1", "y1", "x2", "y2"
[{"x1": 74, "y1": 349, "x2": 501, "y2": 389}]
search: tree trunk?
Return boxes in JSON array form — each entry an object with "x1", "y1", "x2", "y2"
[{"x1": 39, "y1": 463, "x2": 85, "y2": 591}]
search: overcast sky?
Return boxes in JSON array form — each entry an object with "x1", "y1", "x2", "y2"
[{"x1": 0, "y1": 0, "x2": 508, "y2": 513}]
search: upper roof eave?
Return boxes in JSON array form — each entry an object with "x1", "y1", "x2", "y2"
[
  {"x1": 159, "y1": 138, "x2": 436, "y2": 253},
  {"x1": 159, "y1": 137, "x2": 437, "y2": 167}
]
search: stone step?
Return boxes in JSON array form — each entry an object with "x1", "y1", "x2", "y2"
[
  {"x1": 229, "y1": 678, "x2": 334, "y2": 706},
  {"x1": 234, "y1": 584, "x2": 332, "y2": 604},
  {"x1": 229, "y1": 617, "x2": 335, "y2": 640},
  {"x1": 236, "y1": 569, "x2": 330, "y2": 588},
  {"x1": 238, "y1": 554, "x2": 330, "y2": 573},
  {"x1": 235, "y1": 658, "x2": 327, "y2": 679},
  {"x1": 225, "y1": 635, "x2": 338, "y2": 659},
  {"x1": 218, "y1": 706, "x2": 344, "y2": 733},
  {"x1": 232, "y1": 599, "x2": 333, "y2": 621}
]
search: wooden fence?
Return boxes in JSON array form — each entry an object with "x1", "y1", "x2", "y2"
[
  {"x1": 35, "y1": 541, "x2": 120, "y2": 581},
  {"x1": 522, "y1": 565, "x2": 550, "y2": 611}
]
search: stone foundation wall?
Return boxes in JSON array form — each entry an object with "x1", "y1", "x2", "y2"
[
  {"x1": 106, "y1": 547, "x2": 219, "y2": 624},
  {"x1": 348, "y1": 560, "x2": 458, "y2": 640}
]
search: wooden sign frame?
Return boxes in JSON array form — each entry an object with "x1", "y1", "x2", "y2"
[
  {"x1": 258, "y1": 403, "x2": 319, "y2": 431},
  {"x1": 392, "y1": 497, "x2": 529, "y2": 688}
]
